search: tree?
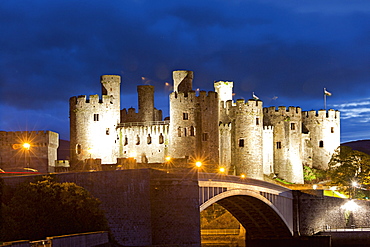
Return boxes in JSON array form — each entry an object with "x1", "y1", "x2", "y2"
[
  {"x1": 1, "y1": 176, "x2": 108, "y2": 241},
  {"x1": 328, "y1": 146, "x2": 370, "y2": 198}
]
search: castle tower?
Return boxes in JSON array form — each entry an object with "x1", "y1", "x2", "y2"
[
  {"x1": 173, "y1": 70, "x2": 193, "y2": 94},
  {"x1": 214, "y1": 81, "x2": 233, "y2": 107},
  {"x1": 263, "y1": 106, "x2": 304, "y2": 184},
  {"x1": 70, "y1": 75, "x2": 121, "y2": 167},
  {"x1": 302, "y1": 109, "x2": 340, "y2": 170},
  {"x1": 138, "y1": 85, "x2": 155, "y2": 122},
  {"x1": 169, "y1": 71, "x2": 219, "y2": 168},
  {"x1": 228, "y1": 99, "x2": 264, "y2": 179}
]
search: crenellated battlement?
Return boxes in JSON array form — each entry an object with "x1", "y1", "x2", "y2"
[
  {"x1": 303, "y1": 109, "x2": 340, "y2": 119},
  {"x1": 70, "y1": 94, "x2": 115, "y2": 106},
  {"x1": 263, "y1": 126, "x2": 274, "y2": 131},
  {"x1": 223, "y1": 99, "x2": 263, "y2": 113},
  {"x1": 263, "y1": 106, "x2": 302, "y2": 116},
  {"x1": 119, "y1": 123, "x2": 169, "y2": 134},
  {"x1": 170, "y1": 90, "x2": 218, "y2": 101}
]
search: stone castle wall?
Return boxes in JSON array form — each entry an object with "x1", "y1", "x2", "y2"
[
  {"x1": 69, "y1": 76, "x2": 121, "y2": 165},
  {"x1": 69, "y1": 70, "x2": 340, "y2": 183},
  {"x1": 302, "y1": 109, "x2": 340, "y2": 170},
  {"x1": 263, "y1": 106, "x2": 304, "y2": 184},
  {"x1": 0, "y1": 130, "x2": 58, "y2": 173},
  {"x1": 118, "y1": 124, "x2": 169, "y2": 163}
]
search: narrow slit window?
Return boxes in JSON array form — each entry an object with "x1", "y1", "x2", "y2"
[
  {"x1": 319, "y1": 140, "x2": 324, "y2": 148},
  {"x1": 93, "y1": 114, "x2": 99, "y2": 121},
  {"x1": 124, "y1": 136, "x2": 128, "y2": 146},
  {"x1": 256, "y1": 118, "x2": 259, "y2": 125},
  {"x1": 183, "y1": 112, "x2": 189, "y2": 120},
  {"x1": 331, "y1": 127, "x2": 334, "y2": 133},
  {"x1": 178, "y1": 127, "x2": 182, "y2": 137},
  {"x1": 136, "y1": 135, "x2": 140, "y2": 145},
  {"x1": 276, "y1": 142, "x2": 282, "y2": 149},
  {"x1": 202, "y1": 133, "x2": 208, "y2": 142},
  {"x1": 190, "y1": 126, "x2": 195, "y2": 136},
  {"x1": 239, "y1": 139, "x2": 244, "y2": 147},
  {"x1": 291, "y1": 123, "x2": 295, "y2": 130}
]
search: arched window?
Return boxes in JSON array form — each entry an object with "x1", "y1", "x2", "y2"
[
  {"x1": 319, "y1": 140, "x2": 324, "y2": 148},
  {"x1": 76, "y1": 144, "x2": 82, "y2": 155},
  {"x1": 147, "y1": 134, "x2": 152, "y2": 144},
  {"x1": 159, "y1": 133, "x2": 164, "y2": 144},
  {"x1": 190, "y1": 126, "x2": 195, "y2": 136}
]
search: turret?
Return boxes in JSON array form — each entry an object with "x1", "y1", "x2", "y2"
[
  {"x1": 263, "y1": 106, "x2": 304, "y2": 184},
  {"x1": 302, "y1": 109, "x2": 340, "y2": 170},
  {"x1": 138, "y1": 85, "x2": 155, "y2": 122},
  {"x1": 173, "y1": 70, "x2": 193, "y2": 94}
]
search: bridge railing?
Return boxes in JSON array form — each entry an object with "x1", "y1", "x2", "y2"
[{"x1": 201, "y1": 229, "x2": 240, "y2": 235}]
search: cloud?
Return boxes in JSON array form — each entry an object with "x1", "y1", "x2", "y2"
[{"x1": 0, "y1": 0, "x2": 369, "y2": 142}]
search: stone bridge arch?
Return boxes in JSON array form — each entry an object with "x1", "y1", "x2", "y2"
[{"x1": 200, "y1": 189, "x2": 293, "y2": 240}]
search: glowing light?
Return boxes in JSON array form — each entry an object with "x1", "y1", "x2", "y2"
[
  {"x1": 219, "y1": 167, "x2": 225, "y2": 173},
  {"x1": 341, "y1": 200, "x2": 360, "y2": 211},
  {"x1": 195, "y1": 161, "x2": 202, "y2": 168},
  {"x1": 313, "y1": 184, "x2": 317, "y2": 190},
  {"x1": 352, "y1": 181, "x2": 358, "y2": 187},
  {"x1": 23, "y1": 143, "x2": 31, "y2": 150},
  {"x1": 129, "y1": 151, "x2": 137, "y2": 158},
  {"x1": 241, "y1": 174, "x2": 246, "y2": 179},
  {"x1": 87, "y1": 148, "x2": 94, "y2": 154},
  {"x1": 165, "y1": 156, "x2": 171, "y2": 162}
]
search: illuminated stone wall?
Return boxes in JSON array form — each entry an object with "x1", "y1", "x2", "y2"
[
  {"x1": 220, "y1": 99, "x2": 264, "y2": 179},
  {"x1": 0, "y1": 130, "x2": 58, "y2": 173},
  {"x1": 263, "y1": 106, "x2": 304, "y2": 184},
  {"x1": 302, "y1": 109, "x2": 340, "y2": 170},
  {"x1": 118, "y1": 124, "x2": 169, "y2": 163},
  {"x1": 169, "y1": 71, "x2": 219, "y2": 167},
  {"x1": 69, "y1": 75, "x2": 121, "y2": 166},
  {"x1": 69, "y1": 70, "x2": 340, "y2": 183}
]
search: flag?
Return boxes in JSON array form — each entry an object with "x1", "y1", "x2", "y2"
[
  {"x1": 252, "y1": 92, "x2": 259, "y2": 100},
  {"x1": 324, "y1": 88, "x2": 332, "y2": 96}
]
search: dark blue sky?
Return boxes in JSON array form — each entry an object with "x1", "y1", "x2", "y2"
[{"x1": 1, "y1": 0, "x2": 369, "y2": 142}]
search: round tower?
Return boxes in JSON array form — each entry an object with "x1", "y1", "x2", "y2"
[
  {"x1": 169, "y1": 71, "x2": 219, "y2": 168},
  {"x1": 173, "y1": 70, "x2": 193, "y2": 94},
  {"x1": 302, "y1": 109, "x2": 340, "y2": 170},
  {"x1": 70, "y1": 75, "x2": 121, "y2": 167},
  {"x1": 230, "y1": 99, "x2": 264, "y2": 179},
  {"x1": 214, "y1": 81, "x2": 233, "y2": 106},
  {"x1": 137, "y1": 85, "x2": 155, "y2": 122},
  {"x1": 263, "y1": 106, "x2": 304, "y2": 184},
  {"x1": 101, "y1": 75, "x2": 121, "y2": 111}
]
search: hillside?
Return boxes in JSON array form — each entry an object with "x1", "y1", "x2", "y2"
[{"x1": 341, "y1": 140, "x2": 370, "y2": 155}]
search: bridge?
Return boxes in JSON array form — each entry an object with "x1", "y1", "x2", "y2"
[
  {"x1": 198, "y1": 173, "x2": 294, "y2": 240},
  {"x1": 3, "y1": 168, "x2": 370, "y2": 247}
]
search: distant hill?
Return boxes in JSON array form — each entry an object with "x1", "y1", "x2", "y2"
[
  {"x1": 58, "y1": 139, "x2": 70, "y2": 160},
  {"x1": 341, "y1": 140, "x2": 370, "y2": 155}
]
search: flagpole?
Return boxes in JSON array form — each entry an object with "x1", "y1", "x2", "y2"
[{"x1": 324, "y1": 93, "x2": 326, "y2": 110}]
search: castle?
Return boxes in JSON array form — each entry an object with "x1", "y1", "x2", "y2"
[{"x1": 69, "y1": 70, "x2": 340, "y2": 184}]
